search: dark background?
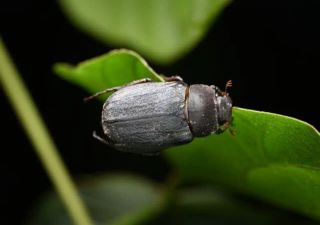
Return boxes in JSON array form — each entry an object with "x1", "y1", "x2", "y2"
[{"x1": 1, "y1": 1, "x2": 319, "y2": 224}]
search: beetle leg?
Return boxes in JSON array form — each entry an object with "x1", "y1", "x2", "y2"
[
  {"x1": 161, "y1": 75, "x2": 184, "y2": 82},
  {"x1": 161, "y1": 75, "x2": 188, "y2": 86},
  {"x1": 93, "y1": 130, "x2": 110, "y2": 145},
  {"x1": 229, "y1": 127, "x2": 236, "y2": 136},
  {"x1": 125, "y1": 78, "x2": 152, "y2": 86},
  {"x1": 83, "y1": 78, "x2": 152, "y2": 102},
  {"x1": 84, "y1": 87, "x2": 121, "y2": 102}
]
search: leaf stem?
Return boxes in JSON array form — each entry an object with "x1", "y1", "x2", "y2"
[{"x1": 0, "y1": 38, "x2": 94, "y2": 225}]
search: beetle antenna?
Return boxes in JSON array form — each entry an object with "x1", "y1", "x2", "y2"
[{"x1": 224, "y1": 80, "x2": 232, "y2": 96}]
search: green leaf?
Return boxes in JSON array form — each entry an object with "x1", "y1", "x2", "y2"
[
  {"x1": 166, "y1": 108, "x2": 320, "y2": 219},
  {"x1": 25, "y1": 174, "x2": 163, "y2": 225},
  {"x1": 58, "y1": 0, "x2": 230, "y2": 64},
  {"x1": 54, "y1": 50, "x2": 320, "y2": 219},
  {"x1": 54, "y1": 49, "x2": 163, "y2": 98}
]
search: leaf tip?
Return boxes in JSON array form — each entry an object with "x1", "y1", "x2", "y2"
[
  {"x1": 233, "y1": 107, "x2": 320, "y2": 135},
  {"x1": 52, "y1": 62, "x2": 76, "y2": 80}
]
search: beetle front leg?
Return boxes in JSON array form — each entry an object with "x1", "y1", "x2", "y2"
[
  {"x1": 160, "y1": 75, "x2": 188, "y2": 86},
  {"x1": 125, "y1": 78, "x2": 152, "y2": 86},
  {"x1": 84, "y1": 87, "x2": 120, "y2": 102},
  {"x1": 83, "y1": 78, "x2": 152, "y2": 102},
  {"x1": 160, "y1": 75, "x2": 184, "y2": 82}
]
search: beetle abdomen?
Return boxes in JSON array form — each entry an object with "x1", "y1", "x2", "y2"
[{"x1": 102, "y1": 82, "x2": 193, "y2": 154}]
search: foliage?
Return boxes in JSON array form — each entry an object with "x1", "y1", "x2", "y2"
[
  {"x1": 55, "y1": 50, "x2": 320, "y2": 221},
  {"x1": 58, "y1": 0, "x2": 230, "y2": 64}
]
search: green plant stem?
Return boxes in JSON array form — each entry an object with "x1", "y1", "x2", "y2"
[{"x1": 0, "y1": 38, "x2": 94, "y2": 225}]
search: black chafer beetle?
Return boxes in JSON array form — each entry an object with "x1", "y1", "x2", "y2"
[{"x1": 85, "y1": 76, "x2": 233, "y2": 156}]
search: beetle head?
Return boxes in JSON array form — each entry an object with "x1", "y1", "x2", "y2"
[{"x1": 213, "y1": 85, "x2": 233, "y2": 133}]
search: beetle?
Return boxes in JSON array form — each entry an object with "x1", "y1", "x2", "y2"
[{"x1": 85, "y1": 76, "x2": 233, "y2": 156}]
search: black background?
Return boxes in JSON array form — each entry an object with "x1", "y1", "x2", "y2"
[{"x1": 1, "y1": 1, "x2": 319, "y2": 224}]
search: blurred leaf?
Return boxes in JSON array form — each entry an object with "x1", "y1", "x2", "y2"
[
  {"x1": 148, "y1": 186, "x2": 319, "y2": 225},
  {"x1": 58, "y1": 0, "x2": 230, "y2": 64},
  {"x1": 167, "y1": 108, "x2": 320, "y2": 220},
  {"x1": 26, "y1": 174, "x2": 162, "y2": 225},
  {"x1": 54, "y1": 49, "x2": 163, "y2": 99},
  {"x1": 54, "y1": 50, "x2": 320, "y2": 219},
  {"x1": 26, "y1": 176, "x2": 320, "y2": 225}
]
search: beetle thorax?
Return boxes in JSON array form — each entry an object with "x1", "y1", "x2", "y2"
[
  {"x1": 186, "y1": 84, "x2": 232, "y2": 137},
  {"x1": 186, "y1": 84, "x2": 219, "y2": 137}
]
